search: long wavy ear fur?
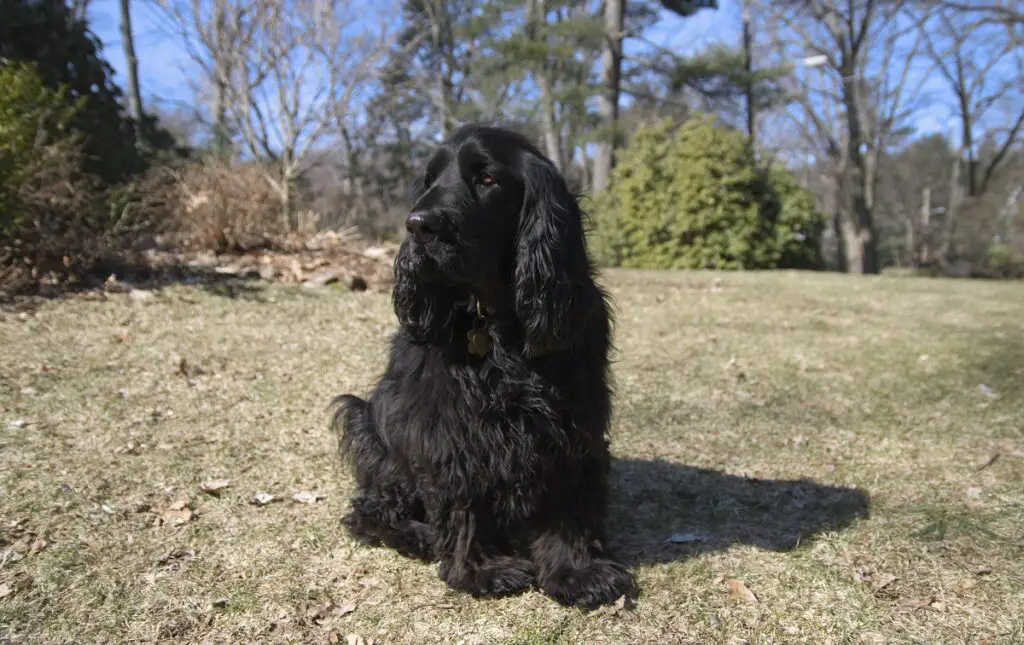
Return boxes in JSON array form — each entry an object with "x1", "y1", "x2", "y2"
[{"x1": 514, "y1": 149, "x2": 602, "y2": 358}]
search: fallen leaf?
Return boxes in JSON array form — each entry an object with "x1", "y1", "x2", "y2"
[
  {"x1": 113, "y1": 442, "x2": 140, "y2": 455},
  {"x1": 587, "y1": 593, "x2": 634, "y2": 617},
  {"x1": 156, "y1": 548, "x2": 196, "y2": 566},
  {"x1": 29, "y1": 535, "x2": 47, "y2": 554},
  {"x1": 333, "y1": 600, "x2": 357, "y2": 617},
  {"x1": 974, "y1": 565, "x2": 993, "y2": 575},
  {"x1": 10, "y1": 534, "x2": 47, "y2": 557},
  {"x1": 168, "y1": 499, "x2": 190, "y2": 511},
  {"x1": 726, "y1": 579, "x2": 759, "y2": 604},
  {"x1": 0, "y1": 583, "x2": 12, "y2": 599},
  {"x1": 977, "y1": 384, "x2": 998, "y2": 399},
  {"x1": 251, "y1": 492, "x2": 276, "y2": 506},
  {"x1": 101, "y1": 504, "x2": 116, "y2": 514},
  {"x1": 165, "y1": 509, "x2": 193, "y2": 525},
  {"x1": 308, "y1": 601, "x2": 336, "y2": 624},
  {"x1": 930, "y1": 600, "x2": 947, "y2": 612},
  {"x1": 293, "y1": 491, "x2": 325, "y2": 504},
  {"x1": 899, "y1": 597, "x2": 934, "y2": 610},
  {"x1": 212, "y1": 597, "x2": 229, "y2": 609},
  {"x1": 959, "y1": 578, "x2": 978, "y2": 593},
  {"x1": 872, "y1": 573, "x2": 898, "y2": 591},
  {"x1": 198, "y1": 479, "x2": 230, "y2": 495},
  {"x1": 157, "y1": 505, "x2": 193, "y2": 527},
  {"x1": 20, "y1": 387, "x2": 37, "y2": 396}
]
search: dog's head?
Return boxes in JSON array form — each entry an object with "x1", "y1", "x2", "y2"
[{"x1": 392, "y1": 123, "x2": 601, "y2": 357}]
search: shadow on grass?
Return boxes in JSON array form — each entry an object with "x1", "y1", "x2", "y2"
[
  {"x1": 608, "y1": 458, "x2": 870, "y2": 566},
  {"x1": 2, "y1": 258, "x2": 272, "y2": 308}
]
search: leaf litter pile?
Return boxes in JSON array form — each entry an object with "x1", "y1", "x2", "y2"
[{"x1": 2, "y1": 270, "x2": 1023, "y2": 643}]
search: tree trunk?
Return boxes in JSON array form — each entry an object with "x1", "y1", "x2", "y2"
[
  {"x1": 281, "y1": 179, "x2": 292, "y2": 232},
  {"x1": 839, "y1": 69, "x2": 879, "y2": 274},
  {"x1": 539, "y1": 76, "x2": 563, "y2": 171},
  {"x1": 919, "y1": 186, "x2": 931, "y2": 265},
  {"x1": 118, "y1": 0, "x2": 144, "y2": 151},
  {"x1": 741, "y1": 2, "x2": 754, "y2": 146},
  {"x1": 212, "y1": 7, "x2": 231, "y2": 161},
  {"x1": 592, "y1": 0, "x2": 624, "y2": 192},
  {"x1": 838, "y1": 210, "x2": 869, "y2": 274},
  {"x1": 939, "y1": 150, "x2": 963, "y2": 263},
  {"x1": 962, "y1": 107, "x2": 976, "y2": 197}
]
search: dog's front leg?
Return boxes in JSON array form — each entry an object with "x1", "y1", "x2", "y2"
[
  {"x1": 531, "y1": 495, "x2": 636, "y2": 609},
  {"x1": 433, "y1": 507, "x2": 536, "y2": 599}
]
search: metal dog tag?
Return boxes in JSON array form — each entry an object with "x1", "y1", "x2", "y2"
[{"x1": 467, "y1": 328, "x2": 492, "y2": 357}]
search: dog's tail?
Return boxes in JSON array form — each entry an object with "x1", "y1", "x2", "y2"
[{"x1": 329, "y1": 394, "x2": 368, "y2": 465}]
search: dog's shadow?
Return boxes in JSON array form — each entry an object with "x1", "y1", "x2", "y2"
[{"x1": 608, "y1": 458, "x2": 870, "y2": 566}]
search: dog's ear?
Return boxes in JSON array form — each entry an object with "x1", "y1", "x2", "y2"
[
  {"x1": 392, "y1": 237, "x2": 460, "y2": 343},
  {"x1": 514, "y1": 149, "x2": 602, "y2": 357}
]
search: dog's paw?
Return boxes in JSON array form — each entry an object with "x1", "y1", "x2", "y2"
[
  {"x1": 539, "y1": 559, "x2": 636, "y2": 609},
  {"x1": 441, "y1": 556, "x2": 536, "y2": 598}
]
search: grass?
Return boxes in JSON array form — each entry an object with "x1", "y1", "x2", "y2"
[{"x1": 1, "y1": 269, "x2": 1023, "y2": 644}]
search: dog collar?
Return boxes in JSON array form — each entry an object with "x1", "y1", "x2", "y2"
[{"x1": 467, "y1": 299, "x2": 492, "y2": 357}]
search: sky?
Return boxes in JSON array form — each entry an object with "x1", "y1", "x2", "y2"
[{"x1": 84, "y1": 0, "x2": 1014, "y2": 150}]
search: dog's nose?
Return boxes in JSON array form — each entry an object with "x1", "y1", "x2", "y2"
[{"x1": 406, "y1": 210, "x2": 443, "y2": 241}]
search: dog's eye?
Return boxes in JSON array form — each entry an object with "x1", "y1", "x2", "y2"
[{"x1": 475, "y1": 172, "x2": 497, "y2": 187}]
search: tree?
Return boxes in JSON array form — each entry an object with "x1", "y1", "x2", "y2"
[
  {"x1": 753, "y1": 0, "x2": 927, "y2": 274},
  {"x1": 920, "y1": 5, "x2": 1024, "y2": 199},
  {"x1": 873, "y1": 134, "x2": 956, "y2": 267},
  {"x1": 0, "y1": 0, "x2": 172, "y2": 183},
  {"x1": 154, "y1": 0, "x2": 267, "y2": 159},
  {"x1": 155, "y1": 0, "x2": 393, "y2": 227},
  {"x1": 592, "y1": 0, "x2": 624, "y2": 191},
  {"x1": 388, "y1": 0, "x2": 515, "y2": 137},
  {"x1": 592, "y1": 115, "x2": 825, "y2": 269},
  {"x1": 592, "y1": 0, "x2": 719, "y2": 192},
  {"x1": 119, "y1": 0, "x2": 145, "y2": 151}
]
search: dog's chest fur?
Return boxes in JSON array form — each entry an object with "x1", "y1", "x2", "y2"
[{"x1": 372, "y1": 334, "x2": 574, "y2": 519}]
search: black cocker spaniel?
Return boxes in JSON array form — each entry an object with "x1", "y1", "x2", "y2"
[{"x1": 331, "y1": 123, "x2": 634, "y2": 608}]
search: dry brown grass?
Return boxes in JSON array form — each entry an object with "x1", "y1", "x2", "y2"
[
  {"x1": 1, "y1": 270, "x2": 1023, "y2": 644},
  {"x1": 143, "y1": 159, "x2": 285, "y2": 254}
]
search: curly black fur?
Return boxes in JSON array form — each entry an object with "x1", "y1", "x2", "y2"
[{"x1": 330, "y1": 124, "x2": 635, "y2": 608}]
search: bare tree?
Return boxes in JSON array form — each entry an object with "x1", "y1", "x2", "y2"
[
  {"x1": 226, "y1": 0, "x2": 392, "y2": 228},
  {"x1": 119, "y1": 0, "x2": 144, "y2": 150},
  {"x1": 754, "y1": 0, "x2": 928, "y2": 274},
  {"x1": 154, "y1": 0, "x2": 392, "y2": 227},
  {"x1": 592, "y1": 0, "x2": 624, "y2": 192},
  {"x1": 921, "y1": 5, "x2": 1024, "y2": 198},
  {"x1": 524, "y1": 0, "x2": 566, "y2": 172},
  {"x1": 153, "y1": 0, "x2": 267, "y2": 159},
  {"x1": 938, "y1": 1, "x2": 1024, "y2": 29}
]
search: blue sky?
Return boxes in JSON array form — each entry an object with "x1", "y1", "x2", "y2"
[{"x1": 85, "y1": 0, "x2": 1011, "y2": 149}]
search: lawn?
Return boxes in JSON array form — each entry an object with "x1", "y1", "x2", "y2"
[{"x1": 1, "y1": 269, "x2": 1022, "y2": 644}]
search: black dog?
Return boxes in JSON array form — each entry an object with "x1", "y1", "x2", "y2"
[{"x1": 330, "y1": 124, "x2": 634, "y2": 608}]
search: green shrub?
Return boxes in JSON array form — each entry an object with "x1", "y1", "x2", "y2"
[
  {"x1": 0, "y1": 62, "x2": 145, "y2": 295},
  {"x1": 765, "y1": 163, "x2": 827, "y2": 270},
  {"x1": 0, "y1": 61, "x2": 83, "y2": 236},
  {"x1": 983, "y1": 242, "x2": 1024, "y2": 279},
  {"x1": 590, "y1": 115, "x2": 825, "y2": 270}
]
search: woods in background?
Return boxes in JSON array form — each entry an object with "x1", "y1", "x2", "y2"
[{"x1": 2, "y1": 0, "x2": 1022, "y2": 296}]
